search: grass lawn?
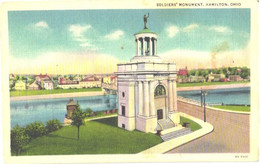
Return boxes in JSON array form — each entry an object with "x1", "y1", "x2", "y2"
[
  {"x1": 10, "y1": 88, "x2": 102, "y2": 97},
  {"x1": 20, "y1": 117, "x2": 162, "y2": 155},
  {"x1": 177, "y1": 81, "x2": 249, "y2": 88},
  {"x1": 180, "y1": 116, "x2": 202, "y2": 131},
  {"x1": 212, "y1": 105, "x2": 250, "y2": 112}
]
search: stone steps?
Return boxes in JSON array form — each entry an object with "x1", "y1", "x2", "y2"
[
  {"x1": 158, "y1": 119, "x2": 175, "y2": 130},
  {"x1": 161, "y1": 128, "x2": 192, "y2": 141}
]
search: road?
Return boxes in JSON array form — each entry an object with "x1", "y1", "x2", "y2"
[{"x1": 166, "y1": 101, "x2": 250, "y2": 153}]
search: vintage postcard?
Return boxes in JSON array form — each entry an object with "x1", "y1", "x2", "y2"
[{"x1": 0, "y1": 0, "x2": 259, "y2": 163}]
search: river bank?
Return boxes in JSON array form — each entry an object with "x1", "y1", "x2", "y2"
[
  {"x1": 10, "y1": 91, "x2": 105, "y2": 101},
  {"x1": 10, "y1": 83, "x2": 250, "y2": 101},
  {"x1": 176, "y1": 83, "x2": 250, "y2": 91}
]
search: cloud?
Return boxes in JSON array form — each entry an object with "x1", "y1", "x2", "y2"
[
  {"x1": 209, "y1": 26, "x2": 232, "y2": 33},
  {"x1": 35, "y1": 21, "x2": 49, "y2": 29},
  {"x1": 166, "y1": 25, "x2": 180, "y2": 38},
  {"x1": 105, "y1": 30, "x2": 124, "y2": 40},
  {"x1": 183, "y1": 24, "x2": 199, "y2": 32},
  {"x1": 68, "y1": 24, "x2": 97, "y2": 49},
  {"x1": 69, "y1": 24, "x2": 92, "y2": 38}
]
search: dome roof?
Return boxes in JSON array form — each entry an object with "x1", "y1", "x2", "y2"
[{"x1": 135, "y1": 28, "x2": 157, "y2": 35}]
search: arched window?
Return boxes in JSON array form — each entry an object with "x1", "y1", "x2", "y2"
[{"x1": 154, "y1": 85, "x2": 166, "y2": 97}]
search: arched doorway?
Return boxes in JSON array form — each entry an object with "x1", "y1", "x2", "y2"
[{"x1": 154, "y1": 85, "x2": 167, "y2": 120}]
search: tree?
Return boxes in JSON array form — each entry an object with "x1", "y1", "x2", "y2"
[
  {"x1": 11, "y1": 125, "x2": 29, "y2": 156},
  {"x1": 85, "y1": 108, "x2": 93, "y2": 117},
  {"x1": 71, "y1": 107, "x2": 84, "y2": 140},
  {"x1": 46, "y1": 119, "x2": 62, "y2": 133}
]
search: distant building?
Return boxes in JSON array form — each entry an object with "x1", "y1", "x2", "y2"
[
  {"x1": 9, "y1": 74, "x2": 15, "y2": 80},
  {"x1": 177, "y1": 77, "x2": 190, "y2": 83},
  {"x1": 14, "y1": 80, "x2": 26, "y2": 90},
  {"x1": 58, "y1": 76, "x2": 101, "y2": 89},
  {"x1": 80, "y1": 76, "x2": 101, "y2": 88},
  {"x1": 28, "y1": 81, "x2": 41, "y2": 90},
  {"x1": 220, "y1": 78, "x2": 228, "y2": 82},
  {"x1": 102, "y1": 76, "x2": 117, "y2": 85},
  {"x1": 190, "y1": 76, "x2": 205, "y2": 83},
  {"x1": 41, "y1": 80, "x2": 54, "y2": 90},
  {"x1": 208, "y1": 73, "x2": 225, "y2": 82},
  {"x1": 229, "y1": 75, "x2": 243, "y2": 81},
  {"x1": 177, "y1": 67, "x2": 188, "y2": 76},
  {"x1": 35, "y1": 74, "x2": 54, "y2": 90}
]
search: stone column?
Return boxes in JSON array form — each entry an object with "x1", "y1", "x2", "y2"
[
  {"x1": 138, "y1": 81, "x2": 143, "y2": 116},
  {"x1": 143, "y1": 81, "x2": 150, "y2": 117},
  {"x1": 149, "y1": 81, "x2": 155, "y2": 116},
  {"x1": 136, "y1": 38, "x2": 139, "y2": 56},
  {"x1": 154, "y1": 39, "x2": 157, "y2": 56},
  {"x1": 149, "y1": 37, "x2": 152, "y2": 56},
  {"x1": 173, "y1": 80, "x2": 177, "y2": 111},
  {"x1": 168, "y1": 80, "x2": 173, "y2": 112},
  {"x1": 142, "y1": 37, "x2": 145, "y2": 56}
]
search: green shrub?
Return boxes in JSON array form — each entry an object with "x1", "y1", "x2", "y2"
[
  {"x1": 11, "y1": 125, "x2": 29, "y2": 156},
  {"x1": 46, "y1": 119, "x2": 62, "y2": 133},
  {"x1": 25, "y1": 121, "x2": 46, "y2": 139}
]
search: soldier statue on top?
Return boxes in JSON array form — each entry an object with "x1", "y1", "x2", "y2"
[{"x1": 144, "y1": 13, "x2": 149, "y2": 29}]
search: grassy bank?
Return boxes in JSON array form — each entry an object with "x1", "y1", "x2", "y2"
[
  {"x1": 177, "y1": 81, "x2": 249, "y2": 88},
  {"x1": 10, "y1": 88, "x2": 102, "y2": 97},
  {"x1": 180, "y1": 116, "x2": 202, "y2": 131},
  {"x1": 19, "y1": 117, "x2": 162, "y2": 155},
  {"x1": 212, "y1": 105, "x2": 250, "y2": 112}
]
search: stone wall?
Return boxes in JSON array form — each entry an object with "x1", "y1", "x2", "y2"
[{"x1": 177, "y1": 100, "x2": 250, "y2": 127}]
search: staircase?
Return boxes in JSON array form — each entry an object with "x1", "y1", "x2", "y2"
[
  {"x1": 157, "y1": 119, "x2": 175, "y2": 130},
  {"x1": 161, "y1": 128, "x2": 192, "y2": 141}
]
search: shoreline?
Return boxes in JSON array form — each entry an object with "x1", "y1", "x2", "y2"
[
  {"x1": 10, "y1": 83, "x2": 250, "y2": 101},
  {"x1": 176, "y1": 83, "x2": 250, "y2": 91},
  {"x1": 10, "y1": 91, "x2": 105, "y2": 101}
]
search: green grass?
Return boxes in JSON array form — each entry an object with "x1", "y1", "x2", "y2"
[
  {"x1": 10, "y1": 88, "x2": 102, "y2": 97},
  {"x1": 177, "y1": 81, "x2": 249, "y2": 88},
  {"x1": 180, "y1": 116, "x2": 202, "y2": 131},
  {"x1": 19, "y1": 117, "x2": 162, "y2": 155},
  {"x1": 212, "y1": 105, "x2": 250, "y2": 112}
]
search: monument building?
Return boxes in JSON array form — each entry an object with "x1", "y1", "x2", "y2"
[{"x1": 116, "y1": 14, "x2": 180, "y2": 133}]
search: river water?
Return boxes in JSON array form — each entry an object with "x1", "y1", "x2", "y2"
[{"x1": 10, "y1": 87, "x2": 250, "y2": 128}]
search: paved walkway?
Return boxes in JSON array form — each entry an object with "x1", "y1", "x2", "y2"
[{"x1": 166, "y1": 100, "x2": 249, "y2": 153}]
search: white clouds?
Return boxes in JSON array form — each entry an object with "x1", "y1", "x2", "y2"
[
  {"x1": 183, "y1": 24, "x2": 199, "y2": 32},
  {"x1": 35, "y1": 21, "x2": 49, "y2": 29},
  {"x1": 166, "y1": 23, "x2": 232, "y2": 38},
  {"x1": 69, "y1": 24, "x2": 92, "y2": 38},
  {"x1": 105, "y1": 30, "x2": 124, "y2": 40},
  {"x1": 209, "y1": 26, "x2": 232, "y2": 33},
  {"x1": 68, "y1": 24, "x2": 96, "y2": 49},
  {"x1": 166, "y1": 25, "x2": 180, "y2": 38},
  {"x1": 79, "y1": 42, "x2": 94, "y2": 48}
]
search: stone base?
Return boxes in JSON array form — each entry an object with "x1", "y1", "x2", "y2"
[
  {"x1": 169, "y1": 112, "x2": 180, "y2": 125},
  {"x1": 118, "y1": 115, "x2": 136, "y2": 131},
  {"x1": 136, "y1": 116, "x2": 157, "y2": 133},
  {"x1": 64, "y1": 117, "x2": 72, "y2": 125}
]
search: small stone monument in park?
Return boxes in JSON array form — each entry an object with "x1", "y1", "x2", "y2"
[{"x1": 64, "y1": 98, "x2": 78, "y2": 125}]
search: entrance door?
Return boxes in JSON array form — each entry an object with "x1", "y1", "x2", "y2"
[{"x1": 157, "y1": 109, "x2": 163, "y2": 120}]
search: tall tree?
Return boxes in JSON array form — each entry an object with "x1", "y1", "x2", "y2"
[{"x1": 71, "y1": 107, "x2": 84, "y2": 140}]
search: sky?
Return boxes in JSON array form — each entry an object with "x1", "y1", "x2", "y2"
[{"x1": 8, "y1": 9, "x2": 250, "y2": 74}]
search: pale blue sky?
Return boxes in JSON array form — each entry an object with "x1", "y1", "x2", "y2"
[{"x1": 8, "y1": 9, "x2": 250, "y2": 62}]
